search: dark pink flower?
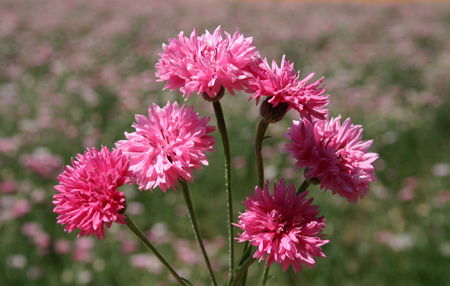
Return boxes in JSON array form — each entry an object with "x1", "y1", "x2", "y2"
[
  {"x1": 284, "y1": 116, "x2": 378, "y2": 204},
  {"x1": 234, "y1": 179, "x2": 329, "y2": 273},
  {"x1": 116, "y1": 101, "x2": 215, "y2": 192},
  {"x1": 246, "y1": 56, "x2": 329, "y2": 121},
  {"x1": 156, "y1": 26, "x2": 259, "y2": 100},
  {"x1": 53, "y1": 146, "x2": 131, "y2": 240}
]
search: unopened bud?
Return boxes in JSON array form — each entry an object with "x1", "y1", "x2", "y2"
[
  {"x1": 260, "y1": 98, "x2": 289, "y2": 123},
  {"x1": 202, "y1": 86, "x2": 225, "y2": 102},
  {"x1": 304, "y1": 167, "x2": 321, "y2": 185}
]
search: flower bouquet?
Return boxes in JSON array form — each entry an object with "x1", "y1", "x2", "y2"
[{"x1": 53, "y1": 26, "x2": 378, "y2": 286}]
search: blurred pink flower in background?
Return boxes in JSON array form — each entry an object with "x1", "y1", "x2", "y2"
[
  {"x1": 375, "y1": 230, "x2": 414, "y2": 252},
  {"x1": 116, "y1": 101, "x2": 216, "y2": 192},
  {"x1": 433, "y1": 190, "x2": 450, "y2": 209},
  {"x1": 246, "y1": 55, "x2": 329, "y2": 121},
  {"x1": 115, "y1": 230, "x2": 139, "y2": 254},
  {"x1": 21, "y1": 222, "x2": 51, "y2": 255},
  {"x1": 53, "y1": 146, "x2": 131, "y2": 240},
  {"x1": 284, "y1": 116, "x2": 378, "y2": 204},
  {"x1": 20, "y1": 148, "x2": 64, "y2": 179},
  {"x1": 73, "y1": 237, "x2": 95, "y2": 262},
  {"x1": 121, "y1": 239, "x2": 139, "y2": 254},
  {"x1": 11, "y1": 199, "x2": 32, "y2": 219},
  {"x1": 0, "y1": 136, "x2": 22, "y2": 154},
  {"x1": 175, "y1": 239, "x2": 202, "y2": 264},
  {"x1": 54, "y1": 239, "x2": 72, "y2": 254},
  {"x1": 1, "y1": 196, "x2": 32, "y2": 223},
  {"x1": 146, "y1": 222, "x2": 172, "y2": 244},
  {"x1": 232, "y1": 156, "x2": 247, "y2": 169},
  {"x1": 156, "y1": 26, "x2": 260, "y2": 100},
  {"x1": 0, "y1": 180, "x2": 17, "y2": 194},
  {"x1": 130, "y1": 254, "x2": 163, "y2": 274},
  {"x1": 398, "y1": 177, "x2": 418, "y2": 202},
  {"x1": 126, "y1": 202, "x2": 145, "y2": 216},
  {"x1": 234, "y1": 179, "x2": 329, "y2": 273}
]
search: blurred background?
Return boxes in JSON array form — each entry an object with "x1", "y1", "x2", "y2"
[{"x1": 1, "y1": 0, "x2": 450, "y2": 285}]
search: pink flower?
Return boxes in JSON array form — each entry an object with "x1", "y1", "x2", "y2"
[
  {"x1": 246, "y1": 56, "x2": 329, "y2": 121},
  {"x1": 0, "y1": 180, "x2": 17, "y2": 194},
  {"x1": 53, "y1": 146, "x2": 131, "y2": 240},
  {"x1": 20, "y1": 148, "x2": 63, "y2": 179},
  {"x1": 156, "y1": 26, "x2": 259, "y2": 100},
  {"x1": 234, "y1": 179, "x2": 329, "y2": 273},
  {"x1": 284, "y1": 116, "x2": 378, "y2": 204},
  {"x1": 116, "y1": 101, "x2": 215, "y2": 192}
]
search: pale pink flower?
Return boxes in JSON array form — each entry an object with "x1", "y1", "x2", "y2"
[
  {"x1": 20, "y1": 148, "x2": 63, "y2": 179},
  {"x1": 73, "y1": 237, "x2": 95, "y2": 262},
  {"x1": 284, "y1": 116, "x2": 378, "y2": 204},
  {"x1": 398, "y1": 177, "x2": 418, "y2": 202},
  {"x1": 116, "y1": 101, "x2": 215, "y2": 192},
  {"x1": 246, "y1": 56, "x2": 329, "y2": 121},
  {"x1": 54, "y1": 240, "x2": 72, "y2": 254},
  {"x1": 53, "y1": 146, "x2": 131, "y2": 240},
  {"x1": 130, "y1": 254, "x2": 163, "y2": 274},
  {"x1": 234, "y1": 179, "x2": 329, "y2": 273},
  {"x1": 156, "y1": 26, "x2": 259, "y2": 100},
  {"x1": 121, "y1": 239, "x2": 139, "y2": 254},
  {"x1": 11, "y1": 199, "x2": 31, "y2": 218}
]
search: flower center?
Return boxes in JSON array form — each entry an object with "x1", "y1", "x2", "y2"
[{"x1": 201, "y1": 45, "x2": 217, "y2": 62}]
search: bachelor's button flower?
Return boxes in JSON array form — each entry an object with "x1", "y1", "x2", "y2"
[
  {"x1": 116, "y1": 101, "x2": 215, "y2": 192},
  {"x1": 284, "y1": 116, "x2": 378, "y2": 204},
  {"x1": 53, "y1": 146, "x2": 131, "y2": 240},
  {"x1": 234, "y1": 179, "x2": 329, "y2": 273},
  {"x1": 156, "y1": 26, "x2": 260, "y2": 100},
  {"x1": 247, "y1": 56, "x2": 329, "y2": 121}
]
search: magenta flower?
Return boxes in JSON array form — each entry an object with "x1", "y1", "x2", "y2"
[
  {"x1": 156, "y1": 26, "x2": 260, "y2": 100},
  {"x1": 53, "y1": 146, "x2": 131, "y2": 240},
  {"x1": 234, "y1": 179, "x2": 329, "y2": 273},
  {"x1": 284, "y1": 116, "x2": 378, "y2": 204},
  {"x1": 246, "y1": 56, "x2": 329, "y2": 121},
  {"x1": 116, "y1": 101, "x2": 215, "y2": 192}
]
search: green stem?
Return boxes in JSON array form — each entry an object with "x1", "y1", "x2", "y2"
[
  {"x1": 255, "y1": 119, "x2": 270, "y2": 188},
  {"x1": 179, "y1": 179, "x2": 218, "y2": 286},
  {"x1": 124, "y1": 216, "x2": 186, "y2": 286},
  {"x1": 230, "y1": 256, "x2": 257, "y2": 286},
  {"x1": 261, "y1": 266, "x2": 270, "y2": 286},
  {"x1": 233, "y1": 118, "x2": 270, "y2": 286},
  {"x1": 297, "y1": 179, "x2": 310, "y2": 195},
  {"x1": 212, "y1": 100, "x2": 234, "y2": 275}
]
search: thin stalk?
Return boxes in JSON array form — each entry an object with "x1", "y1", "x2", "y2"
[
  {"x1": 234, "y1": 118, "x2": 270, "y2": 286},
  {"x1": 255, "y1": 119, "x2": 270, "y2": 188},
  {"x1": 261, "y1": 266, "x2": 270, "y2": 286},
  {"x1": 212, "y1": 100, "x2": 234, "y2": 274},
  {"x1": 297, "y1": 179, "x2": 310, "y2": 195},
  {"x1": 179, "y1": 179, "x2": 218, "y2": 286},
  {"x1": 124, "y1": 216, "x2": 186, "y2": 286}
]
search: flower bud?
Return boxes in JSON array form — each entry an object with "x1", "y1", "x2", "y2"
[
  {"x1": 305, "y1": 167, "x2": 321, "y2": 185},
  {"x1": 260, "y1": 97, "x2": 289, "y2": 123},
  {"x1": 202, "y1": 86, "x2": 225, "y2": 102}
]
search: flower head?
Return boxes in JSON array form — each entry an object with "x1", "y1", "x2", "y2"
[
  {"x1": 116, "y1": 101, "x2": 215, "y2": 192},
  {"x1": 156, "y1": 26, "x2": 260, "y2": 100},
  {"x1": 284, "y1": 116, "x2": 378, "y2": 204},
  {"x1": 247, "y1": 56, "x2": 329, "y2": 121},
  {"x1": 234, "y1": 179, "x2": 329, "y2": 273},
  {"x1": 53, "y1": 146, "x2": 131, "y2": 240}
]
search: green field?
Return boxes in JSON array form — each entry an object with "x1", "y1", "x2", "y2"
[{"x1": 1, "y1": 0, "x2": 450, "y2": 285}]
